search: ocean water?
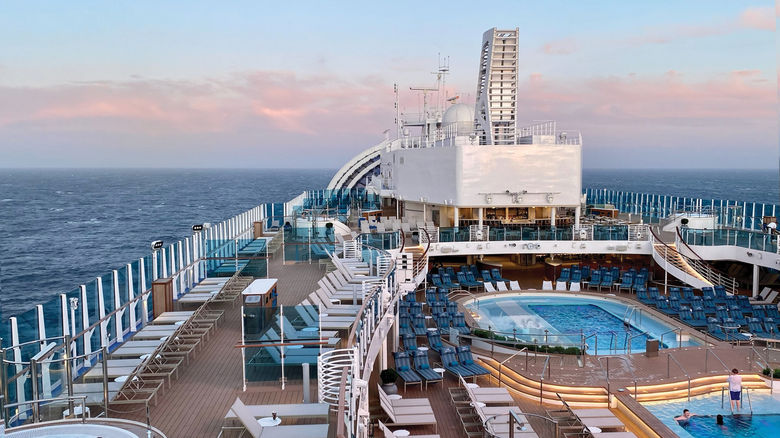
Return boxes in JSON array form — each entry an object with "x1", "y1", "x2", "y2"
[
  {"x1": 0, "y1": 168, "x2": 777, "y2": 321},
  {"x1": 0, "y1": 169, "x2": 334, "y2": 319}
]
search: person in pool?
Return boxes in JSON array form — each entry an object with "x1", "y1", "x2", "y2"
[{"x1": 674, "y1": 409, "x2": 696, "y2": 423}]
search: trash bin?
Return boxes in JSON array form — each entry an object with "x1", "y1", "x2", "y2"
[{"x1": 645, "y1": 339, "x2": 659, "y2": 357}]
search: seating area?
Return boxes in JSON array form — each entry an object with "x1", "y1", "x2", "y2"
[
  {"x1": 219, "y1": 397, "x2": 329, "y2": 438},
  {"x1": 449, "y1": 375, "x2": 540, "y2": 438},
  {"x1": 428, "y1": 265, "x2": 514, "y2": 292},
  {"x1": 547, "y1": 396, "x2": 636, "y2": 438},
  {"x1": 637, "y1": 284, "x2": 780, "y2": 341}
]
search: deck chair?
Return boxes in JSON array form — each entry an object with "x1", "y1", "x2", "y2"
[
  {"x1": 555, "y1": 281, "x2": 567, "y2": 291},
  {"x1": 377, "y1": 420, "x2": 440, "y2": 438},
  {"x1": 509, "y1": 281, "x2": 521, "y2": 291},
  {"x1": 484, "y1": 282, "x2": 497, "y2": 293},
  {"x1": 377, "y1": 385, "x2": 437, "y2": 432},
  {"x1": 758, "y1": 287, "x2": 772, "y2": 301},
  {"x1": 496, "y1": 281, "x2": 509, "y2": 292},
  {"x1": 569, "y1": 283, "x2": 581, "y2": 292},
  {"x1": 542, "y1": 281, "x2": 553, "y2": 290},
  {"x1": 226, "y1": 398, "x2": 329, "y2": 438}
]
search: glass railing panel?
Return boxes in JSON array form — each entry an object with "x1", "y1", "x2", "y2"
[
  {"x1": 41, "y1": 297, "x2": 63, "y2": 340},
  {"x1": 99, "y1": 274, "x2": 116, "y2": 348},
  {"x1": 116, "y1": 267, "x2": 130, "y2": 337},
  {"x1": 64, "y1": 287, "x2": 84, "y2": 358},
  {"x1": 14, "y1": 307, "x2": 39, "y2": 351}
]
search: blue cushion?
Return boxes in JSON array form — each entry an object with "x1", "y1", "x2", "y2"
[
  {"x1": 450, "y1": 361, "x2": 459, "y2": 367},
  {"x1": 399, "y1": 365, "x2": 409, "y2": 371},
  {"x1": 419, "y1": 364, "x2": 429, "y2": 370},
  {"x1": 465, "y1": 359, "x2": 474, "y2": 365}
]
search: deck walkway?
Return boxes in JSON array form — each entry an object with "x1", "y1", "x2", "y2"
[{"x1": 113, "y1": 256, "x2": 325, "y2": 438}]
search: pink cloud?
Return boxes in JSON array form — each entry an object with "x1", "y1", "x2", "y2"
[
  {"x1": 739, "y1": 6, "x2": 775, "y2": 30},
  {"x1": 540, "y1": 39, "x2": 577, "y2": 55}
]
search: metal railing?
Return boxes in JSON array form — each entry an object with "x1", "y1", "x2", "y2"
[
  {"x1": 659, "y1": 328, "x2": 683, "y2": 350},
  {"x1": 497, "y1": 347, "x2": 529, "y2": 387},
  {"x1": 666, "y1": 352, "x2": 691, "y2": 401},
  {"x1": 750, "y1": 347, "x2": 774, "y2": 394},
  {"x1": 597, "y1": 356, "x2": 638, "y2": 399},
  {"x1": 538, "y1": 356, "x2": 552, "y2": 405},
  {"x1": 704, "y1": 348, "x2": 730, "y2": 373},
  {"x1": 675, "y1": 228, "x2": 739, "y2": 293}
]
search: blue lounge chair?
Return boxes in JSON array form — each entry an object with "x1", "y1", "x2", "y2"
[
  {"x1": 702, "y1": 287, "x2": 715, "y2": 300},
  {"x1": 570, "y1": 270, "x2": 582, "y2": 286},
  {"x1": 481, "y1": 270, "x2": 494, "y2": 284},
  {"x1": 587, "y1": 271, "x2": 601, "y2": 290},
  {"x1": 669, "y1": 297, "x2": 681, "y2": 313},
  {"x1": 687, "y1": 307, "x2": 708, "y2": 327},
  {"x1": 682, "y1": 287, "x2": 695, "y2": 303},
  {"x1": 401, "y1": 333, "x2": 418, "y2": 351},
  {"x1": 637, "y1": 287, "x2": 652, "y2": 304},
  {"x1": 426, "y1": 329, "x2": 443, "y2": 353},
  {"x1": 669, "y1": 288, "x2": 682, "y2": 302},
  {"x1": 435, "y1": 313, "x2": 452, "y2": 331},
  {"x1": 411, "y1": 350, "x2": 442, "y2": 389},
  {"x1": 399, "y1": 301, "x2": 410, "y2": 317},
  {"x1": 446, "y1": 266, "x2": 457, "y2": 281},
  {"x1": 656, "y1": 297, "x2": 675, "y2": 315},
  {"x1": 404, "y1": 291, "x2": 417, "y2": 303},
  {"x1": 399, "y1": 315, "x2": 413, "y2": 337},
  {"x1": 425, "y1": 289, "x2": 438, "y2": 306},
  {"x1": 440, "y1": 347, "x2": 474, "y2": 377},
  {"x1": 431, "y1": 301, "x2": 447, "y2": 317},
  {"x1": 465, "y1": 271, "x2": 480, "y2": 289},
  {"x1": 491, "y1": 268, "x2": 509, "y2": 283},
  {"x1": 729, "y1": 308, "x2": 747, "y2": 326},
  {"x1": 392, "y1": 351, "x2": 423, "y2": 391},
  {"x1": 748, "y1": 318, "x2": 772, "y2": 338},
  {"x1": 764, "y1": 317, "x2": 779, "y2": 335},
  {"x1": 581, "y1": 265, "x2": 591, "y2": 280},
  {"x1": 457, "y1": 271, "x2": 479, "y2": 290},
  {"x1": 707, "y1": 317, "x2": 747, "y2": 341},
  {"x1": 469, "y1": 264, "x2": 481, "y2": 281},
  {"x1": 456, "y1": 346, "x2": 490, "y2": 376},
  {"x1": 431, "y1": 274, "x2": 449, "y2": 293},
  {"x1": 409, "y1": 302, "x2": 423, "y2": 317},
  {"x1": 441, "y1": 273, "x2": 460, "y2": 290},
  {"x1": 556, "y1": 268, "x2": 571, "y2": 284},
  {"x1": 599, "y1": 273, "x2": 614, "y2": 291},
  {"x1": 715, "y1": 306, "x2": 730, "y2": 322},
  {"x1": 767, "y1": 306, "x2": 780, "y2": 320},
  {"x1": 736, "y1": 296, "x2": 752, "y2": 312},
  {"x1": 618, "y1": 273, "x2": 633, "y2": 292},
  {"x1": 447, "y1": 301, "x2": 458, "y2": 315},
  {"x1": 451, "y1": 313, "x2": 471, "y2": 335},
  {"x1": 412, "y1": 313, "x2": 427, "y2": 336}
]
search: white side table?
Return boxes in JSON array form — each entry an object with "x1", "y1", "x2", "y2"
[
  {"x1": 258, "y1": 417, "x2": 282, "y2": 427},
  {"x1": 432, "y1": 367, "x2": 446, "y2": 378},
  {"x1": 393, "y1": 429, "x2": 411, "y2": 437},
  {"x1": 387, "y1": 394, "x2": 403, "y2": 400},
  {"x1": 470, "y1": 401, "x2": 486, "y2": 408},
  {"x1": 418, "y1": 346, "x2": 429, "y2": 352}
]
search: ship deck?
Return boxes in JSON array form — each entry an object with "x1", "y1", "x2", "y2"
[{"x1": 113, "y1": 251, "x2": 775, "y2": 438}]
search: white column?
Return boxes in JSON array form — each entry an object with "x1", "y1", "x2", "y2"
[
  {"x1": 112, "y1": 270, "x2": 122, "y2": 341},
  {"x1": 127, "y1": 264, "x2": 137, "y2": 332},
  {"x1": 96, "y1": 278, "x2": 108, "y2": 348},
  {"x1": 753, "y1": 264, "x2": 760, "y2": 297},
  {"x1": 575, "y1": 206, "x2": 581, "y2": 228},
  {"x1": 453, "y1": 207, "x2": 459, "y2": 228},
  {"x1": 550, "y1": 207, "x2": 557, "y2": 227},
  {"x1": 478, "y1": 208, "x2": 483, "y2": 228}
]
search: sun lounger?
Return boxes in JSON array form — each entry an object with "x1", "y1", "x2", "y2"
[
  {"x1": 377, "y1": 420, "x2": 440, "y2": 438},
  {"x1": 224, "y1": 399, "x2": 329, "y2": 420},
  {"x1": 484, "y1": 282, "x2": 497, "y2": 293},
  {"x1": 509, "y1": 281, "x2": 522, "y2": 291},
  {"x1": 572, "y1": 408, "x2": 614, "y2": 418},
  {"x1": 224, "y1": 398, "x2": 329, "y2": 438},
  {"x1": 377, "y1": 385, "x2": 437, "y2": 432},
  {"x1": 580, "y1": 416, "x2": 625, "y2": 430}
]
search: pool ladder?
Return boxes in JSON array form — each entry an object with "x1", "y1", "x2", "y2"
[{"x1": 721, "y1": 387, "x2": 753, "y2": 414}]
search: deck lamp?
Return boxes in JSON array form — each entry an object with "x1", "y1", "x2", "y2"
[
  {"x1": 150, "y1": 240, "x2": 164, "y2": 251},
  {"x1": 191, "y1": 224, "x2": 204, "y2": 232}
]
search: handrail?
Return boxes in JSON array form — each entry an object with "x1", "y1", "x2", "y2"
[
  {"x1": 597, "y1": 355, "x2": 638, "y2": 399},
  {"x1": 667, "y1": 352, "x2": 691, "y2": 401},
  {"x1": 497, "y1": 347, "x2": 529, "y2": 387},
  {"x1": 625, "y1": 331, "x2": 649, "y2": 354},
  {"x1": 750, "y1": 347, "x2": 774, "y2": 394},
  {"x1": 538, "y1": 355, "x2": 551, "y2": 405},
  {"x1": 704, "y1": 348, "x2": 730, "y2": 373},
  {"x1": 658, "y1": 328, "x2": 683, "y2": 350},
  {"x1": 335, "y1": 366, "x2": 349, "y2": 438},
  {"x1": 412, "y1": 227, "x2": 432, "y2": 278},
  {"x1": 675, "y1": 227, "x2": 739, "y2": 293},
  {"x1": 4, "y1": 395, "x2": 88, "y2": 425}
]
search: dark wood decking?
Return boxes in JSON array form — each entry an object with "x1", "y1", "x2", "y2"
[{"x1": 113, "y1": 256, "x2": 325, "y2": 438}]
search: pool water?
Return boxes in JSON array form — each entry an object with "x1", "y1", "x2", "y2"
[
  {"x1": 529, "y1": 304, "x2": 654, "y2": 352},
  {"x1": 642, "y1": 391, "x2": 780, "y2": 438},
  {"x1": 464, "y1": 293, "x2": 698, "y2": 354},
  {"x1": 678, "y1": 414, "x2": 780, "y2": 438}
]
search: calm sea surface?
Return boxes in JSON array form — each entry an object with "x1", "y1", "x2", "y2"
[{"x1": 0, "y1": 168, "x2": 777, "y2": 319}]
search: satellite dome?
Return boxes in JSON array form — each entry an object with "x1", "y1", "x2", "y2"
[{"x1": 443, "y1": 103, "x2": 475, "y2": 136}]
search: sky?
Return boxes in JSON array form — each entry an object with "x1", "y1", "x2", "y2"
[{"x1": 0, "y1": 1, "x2": 776, "y2": 169}]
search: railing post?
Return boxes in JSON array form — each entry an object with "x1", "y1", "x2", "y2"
[
  {"x1": 30, "y1": 358, "x2": 39, "y2": 423},
  {"x1": 65, "y1": 335, "x2": 74, "y2": 418},
  {"x1": 102, "y1": 348, "x2": 109, "y2": 417}
]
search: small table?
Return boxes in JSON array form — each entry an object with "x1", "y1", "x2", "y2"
[
  {"x1": 433, "y1": 367, "x2": 446, "y2": 378},
  {"x1": 424, "y1": 315, "x2": 432, "y2": 320},
  {"x1": 114, "y1": 375, "x2": 138, "y2": 384},
  {"x1": 393, "y1": 429, "x2": 411, "y2": 437},
  {"x1": 589, "y1": 427, "x2": 602, "y2": 434},
  {"x1": 418, "y1": 346, "x2": 429, "y2": 352},
  {"x1": 470, "y1": 401, "x2": 486, "y2": 408},
  {"x1": 387, "y1": 394, "x2": 403, "y2": 400},
  {"x1": 426, "y1": 328, "x2": 438, "y2": 331},
  {"x1": 258, "y1": 416, "x2": 282, "y2": 427}
]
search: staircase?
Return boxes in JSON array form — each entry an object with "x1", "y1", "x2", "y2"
[
  {"x1": 650, "y1": 227, "x2": 739, "y2": 293},
  {"x1": 632, "y1": 374, "x2": 768, "y2": 402}
]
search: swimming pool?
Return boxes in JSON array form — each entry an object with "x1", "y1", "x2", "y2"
[
  {"x1": 463, "y1": 293, "x2": 701, "y2": 354},
  {"x1": 642, "y1": 391, "x2": 780, "y2": 438},
  {"x1": 3, "y1": 423, "x2": 139, "y2": 437}
]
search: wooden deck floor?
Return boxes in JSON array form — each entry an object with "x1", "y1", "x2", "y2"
[{"x1": 113, "y1": 256, "x2": 325, "y2": 438}]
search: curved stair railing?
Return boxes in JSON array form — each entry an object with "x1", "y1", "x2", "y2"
[
  {"x1": 674, "y1": 227, "x2": 739, "y2": 294},
  {"x1": 649, "y1": 227, "x2": 714, "y2": 290}
]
